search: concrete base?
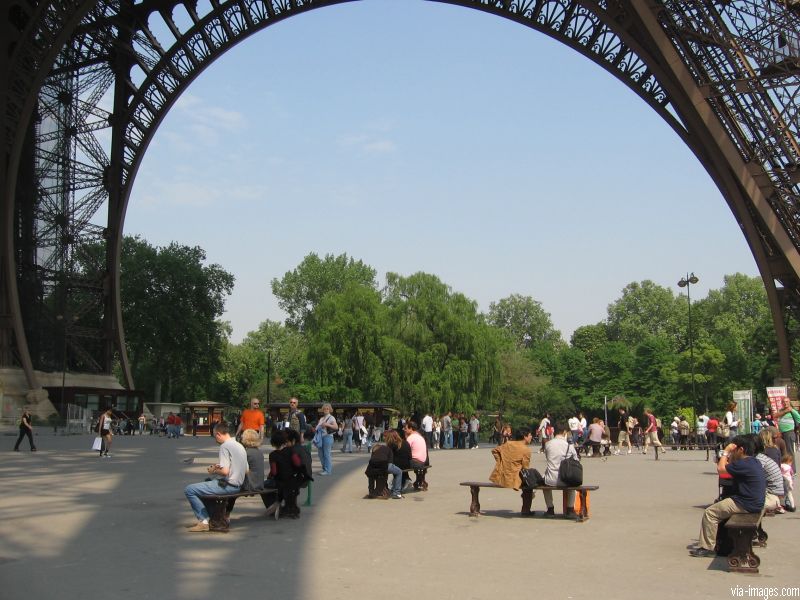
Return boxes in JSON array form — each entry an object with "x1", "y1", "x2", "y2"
[{"x1": 0, "y1": 367, "x2": 123, "y2": 427}]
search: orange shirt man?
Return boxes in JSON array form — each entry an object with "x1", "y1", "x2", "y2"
[{"x1": 237, "y1": 398, "x2": 265, "y2": 438}]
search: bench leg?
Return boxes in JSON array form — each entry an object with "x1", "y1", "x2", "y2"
[
  {"x1": 755, "y1": 524, "x2": 768, "y2": 547},
  {"x1": 576, "y1": 490, "x2": 590, "y2": 522},
  {"x1": 200, "y1": 497, "x2": 229, "y2": 532},
  {"x1": 468, "y1": 485, "x2": 481, "y2": 517},
  {"x1": 521, "y1": 488, "x2": 533, "y2": 515},
  {"x1": 727, "y1": 527, "x2": 760, "y2": 573}
]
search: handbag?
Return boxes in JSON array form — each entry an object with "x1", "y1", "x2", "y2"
[
  {"x1": 719, "y1": 423, "x2": 731, "y2": 437},
  {"x1": 92, "y1": 436, "x2": 103, "y2": 451},
  {"x1": 558, "y1": 448, "x2": 583, "y2": 486},
  {"x1": 520, "y1": 468, "x2": 544, "y2": 489}
]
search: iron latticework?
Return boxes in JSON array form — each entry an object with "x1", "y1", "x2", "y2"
[{"x1": 1, "y1": 0, "x2": 799, "y2": 394}]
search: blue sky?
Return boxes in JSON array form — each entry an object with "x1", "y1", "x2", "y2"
[{"x1": 126, "y1": 0, "x2": 758, "y2": 343}]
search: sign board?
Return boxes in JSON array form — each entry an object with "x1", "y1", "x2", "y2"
[
  {"x1": 766, "y1": 386, "x2": 787, "y2": 415},
  {"x1": 732, "y1": 390, "x2": 752, "y2": 433}
]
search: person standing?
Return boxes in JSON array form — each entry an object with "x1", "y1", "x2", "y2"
[
  {"x1": 442, "y1": 412, "x2": 453, "y2": 449},
  {"x1": 137, "y1": 413, "x2": 146, "y2": 435},
  {"x1": 642, "y1": 408, "x2": 664, "y2": 454},
  {"x1": 236, "y1": 397, "x2": 265, "y2": 439},
  {"x1": 706, "y1": 414, "x2": 719, "y2": 448},
  {"x1": 98, "y1": 408, "x2": 114, "y2": 457},
  {"x1": 286, "y1": 397, "x2": 307, "y2": 442},
  {"x1": 315, "y1": 403, "x2": 338, "y2": 475},
  {"x1": 616, "y1": 407, "x2": 632, "y2": 455},
  {"x1": 696, "y1": 412, "x2": 709, "y2": 446},
  {"x1": 469, "y1": 414, "x2": 480, "y2": 449},
  {"x1": 421, "y1": 412, "x2": 434, "y2": 449},
  {"x1": 341, "y1": 412, "x2": 354, "y2": 453},
  {"x1": 537, "y1": 413, "x2": 551, "y2": 453},
  {"x1": 774, "y1": 399, "x2": 800, "y2": 463},
  {"x1": 568, "y1": 414, "x2": 581, "y2": 445},
  {"x1": 14, "y1": 408, "x2": 36, "y2": 452}
]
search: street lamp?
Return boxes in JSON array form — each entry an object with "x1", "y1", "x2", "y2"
[{"x1": 677, "y1": 273, "x2": 702, "y2": 418}]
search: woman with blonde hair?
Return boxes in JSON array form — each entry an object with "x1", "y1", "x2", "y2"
[
  {"x1": 226, "y1": 429, "x2": 275, "y2": 520},
  {"x1": 314, "y1": 403, "x2": 338, "y2": 475}
]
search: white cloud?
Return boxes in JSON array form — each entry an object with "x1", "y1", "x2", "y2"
[{"x1": 338, "y1": 132, "x2": 397, "y2": 154}]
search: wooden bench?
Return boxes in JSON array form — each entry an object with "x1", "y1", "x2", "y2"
[
  {"x1": 199, "y1": 488, "x2": 279, "y2": 532},
  {"x1": 459, "y1": 481, "x2": 599, "y2": 522},
  {"x1": 366, "y1": 465, "x2": 432, "y2": 498},
  {"x1": 724, "y1": 511, "x2": 767, "y2": 573}
]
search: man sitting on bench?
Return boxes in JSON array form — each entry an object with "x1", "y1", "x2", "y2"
[
  {"x1": 184, "y1": 422, "x2": 248, "y2": 532},
  {"x1": 689, "y1": 435, "x2": 765, "y2": 557},
  {"x1": 541, "y1": 422, "x2": 580, "y2": 518}
]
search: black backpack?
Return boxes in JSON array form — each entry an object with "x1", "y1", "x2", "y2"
[{"x1": 292, "y1": 444, "x2": 314, "y2": 488}]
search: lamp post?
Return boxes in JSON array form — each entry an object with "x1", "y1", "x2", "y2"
[{"x1": 677, "y1": 273, "x2": 702, "y2": 419}]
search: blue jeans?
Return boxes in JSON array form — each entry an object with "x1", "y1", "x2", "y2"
[
  {"x1": 443, "y1": 430, "x2": 453, "y2": 449},
  {"x1": 318, "y1": 433, "x2": 334, "y2": 473},
  {"x1": 388, "y1": 463, "x2": 402, "y2": 494},
  {"x1": 184, "y1": 480, "x2": 241, "y2": 521},
  {"x1": 342, "y1": 430, "x2": 353, "y2": 453}
]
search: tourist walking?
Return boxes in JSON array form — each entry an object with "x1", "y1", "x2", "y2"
[
  {"x1": 98, "y1": 408, "x2": 114, "y2": 457},
  {"x1": 13, "y1": 408, "x2": 36, "y2": 452}
]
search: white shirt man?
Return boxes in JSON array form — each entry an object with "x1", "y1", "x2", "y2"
[{"x1": 183, "y1": 422, "x2": 247, "y2": 532}]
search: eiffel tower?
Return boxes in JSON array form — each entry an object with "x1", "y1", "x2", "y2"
[{"x1": 1, "y1": 0, "x2": 799, "y2": 413}]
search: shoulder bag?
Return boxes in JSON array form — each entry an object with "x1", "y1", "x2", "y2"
[{"x1": 558, "y1": 447, "x2": 583, "y2": 486}]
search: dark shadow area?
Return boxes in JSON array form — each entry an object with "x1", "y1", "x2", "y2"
[{"x1": 0, "y1": 434, "x2": 370, "y2": 600}]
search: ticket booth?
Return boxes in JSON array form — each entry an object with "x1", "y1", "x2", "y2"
[{"x1": 182, "y1": 401, "x2": 229, "y2": 436}]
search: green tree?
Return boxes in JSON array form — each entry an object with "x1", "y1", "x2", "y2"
[
  {"x1": 120, "y1": 236, "x2": 234, "y2": 403},
  {"x1": 270, "y1": 252, "x2": 377, "y2": 331},
  {"x1": 606, "y1": 280, "x2": 683, "y2": 349},
  {"x1": 305, "y1": 284, "x2": 388, "y2": 402},
  {"x1": 487, "y1": 294, "x2": 561, "y2": 350},
  {"x1": 382, "y1": 272, "x2": 501, "y2": 415},
  {"x1": 495, "y1": 348, "x2": 550, "y2": 420}
]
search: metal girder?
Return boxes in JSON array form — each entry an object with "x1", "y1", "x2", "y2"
[{"x1": 2, "y1": 0, "x2": 800, "y2": 392}]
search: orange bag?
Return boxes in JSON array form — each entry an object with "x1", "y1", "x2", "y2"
[{"x1": 573, "y1": 491, "x2": 590, "y2": 516}]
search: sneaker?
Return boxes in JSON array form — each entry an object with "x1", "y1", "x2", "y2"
[
  {"x1": 689, "y1": 547, "x2": 714, "y2": 557},
  {"x1": 627, "y1": 449, "x2": 632, "y2": 454},
  {"x1": 391, "y1": 493, "x2": 403, "y2": 499},
  {"x1": 318, "y1": 471, "x2": 330, "y2": 476},
  {"x1": 265, "y1": 501, "x2": 279, "y2": 518},
  {"x1": 613, "y1": 450, "x2": 620, "y2": 455},
  {"x1": 187, "y1": 522, "x2": 210, "y2": 533},
  {"x1": 543, "y1": 507, "x2": 556, "y2": 518}
]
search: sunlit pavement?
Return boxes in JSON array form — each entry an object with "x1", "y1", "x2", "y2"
[{"x1": 1, "y1": 433, "x2": 798, "y2": 600}]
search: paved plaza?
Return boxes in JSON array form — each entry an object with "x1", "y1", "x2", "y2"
[{"x1": 1, "y1": 432, "x2": 798, "y2": 600}]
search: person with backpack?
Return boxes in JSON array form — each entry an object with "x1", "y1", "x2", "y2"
[
  {"x1": 13, "y1": 408, "x2": 36, "y2": 452},
  {"x1": 286, "y1": 397, "x2": 307, "y2": 442}
]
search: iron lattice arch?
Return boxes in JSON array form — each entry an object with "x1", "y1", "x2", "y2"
[{"x1": 1, "y1": 0, "x2": 799, "y2": 392}]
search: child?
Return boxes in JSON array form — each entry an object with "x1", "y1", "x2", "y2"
[{"x1": 781, "y1": 453, "x2": 795, "y2": 512}]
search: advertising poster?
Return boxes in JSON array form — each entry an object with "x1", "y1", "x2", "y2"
[{"x1": 766, "y1": 386, "x2": 787, "y2": 415}]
